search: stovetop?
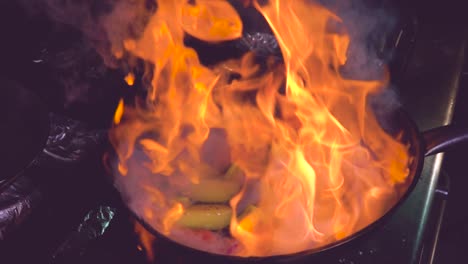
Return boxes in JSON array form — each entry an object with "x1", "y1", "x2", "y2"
[{"x1": 1, "y1": 1, "x2": 468, "y2": 264}]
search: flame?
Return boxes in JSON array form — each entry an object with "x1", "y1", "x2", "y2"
[
  {"x1": 110, "y1": 0, "x2": 410, "y2": 257},
  {"x1": 113, "y1": 98, "x2": 125, "y2": 125},
  {"x1": 125, "y1": 72, "x2": 135, "y2": 86},
  {"x1": 135, "y1": 221, "x2": 155, "y2": 262}
]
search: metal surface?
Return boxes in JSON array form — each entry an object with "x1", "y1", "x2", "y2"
[
  {"x1": 422, "y1": 125, "x2": 468, "y2": 156},
  {"x1": 422, "y1": 171, "x2": 449, "y2": 264},
  {"x1": 432, "y1": 47, "x2": 468, "y2": 263},
  {"x1": 400, "y1": 27, "x2": 466, "y2": 264}
]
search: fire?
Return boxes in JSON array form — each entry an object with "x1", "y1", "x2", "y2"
[
  {"x1": 125, "y1": 72, "x2": 135, "y2": 86},
  {"x1": 135, "y1": 221, "x2": 156, "y2": 262},
  {"x1": 109, "y1": 0, "x2": 410, "y2": 257},
  {"x1": 113, "y1": 98, "x2": 124, "y2": 125}
]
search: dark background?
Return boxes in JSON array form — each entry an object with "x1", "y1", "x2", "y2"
[{"x1": 404, "y1": 1, "x2": 468, "y2": 263}]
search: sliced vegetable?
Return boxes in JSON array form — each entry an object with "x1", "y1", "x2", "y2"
[
  {"x1": 185, "y1": 165, "x2": 244, "y2": 203},
  {"x1": 175, "y1": 196, "x2": 192, "y2": 207},
  {"x1": 177, "y1": 204, "x2": 232, "y2": 230},
  {"x1": 187, "y1": 178, "x2": 242, "y2": 203},
  {"x1": 223, "y1": 164, "x2": 244, "y2": 181}
]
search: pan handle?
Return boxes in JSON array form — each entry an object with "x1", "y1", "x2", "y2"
[{"x1": 422, "y1": 125, "x2": 468, "y2": 156}]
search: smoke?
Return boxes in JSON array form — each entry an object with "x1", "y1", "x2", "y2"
[
  {"x1": 317, "y1": 0, "x2": 399, "y2": 80},
  {"x1": 20, "y1": 0, "x2": 152, "y2": 68},
  {"x1": 317, "y1": 0, "x2": 403, "y2": 132},
  {"x1": 13, "y1": 0, "x2": 155, "y2": 122},
  {"x1": 19, "y1": 0, "x2": 401, "y2": 86}
]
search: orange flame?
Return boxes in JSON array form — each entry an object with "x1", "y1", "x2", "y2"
[
  {"x1": 125, "y1": 72, "x2": 135, "y2": 86},
  {"x1": 110, "y1": 0, "x2": 410, "y2": 257},
  {"x1": 135, "y1": 221, "x2": 155, "y2": 262},
  {"x1": 113, "y1": 98, "x2": 124, "y2": 125}
]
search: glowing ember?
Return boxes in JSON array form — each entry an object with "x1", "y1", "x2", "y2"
[{"x1": 109, "y1": 0, "x2": 410, "y2": 257}]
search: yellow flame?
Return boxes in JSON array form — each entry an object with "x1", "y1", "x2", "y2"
[
  {"x1": 125, "y1": 72, "x2": 135, "y2": 86},
  {"x1": 134, "y1": 221, "x2": 155, "y2": 262},
  {"x1": 113, "y1": 99, "x2": 124, "y2": 125}
]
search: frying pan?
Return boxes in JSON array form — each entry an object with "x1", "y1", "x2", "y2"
[{"x1": 108, "y1": 108, "x2": 468, "y2": 263}]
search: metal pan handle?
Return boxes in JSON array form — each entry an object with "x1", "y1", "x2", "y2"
[{"x1": 422, "y1": 125, "x2": 468, "y2": 156}]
